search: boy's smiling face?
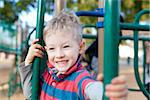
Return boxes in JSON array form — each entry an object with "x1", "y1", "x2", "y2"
[{"x1": 45, "y1": 31, "x2": 81, "y2": 73}]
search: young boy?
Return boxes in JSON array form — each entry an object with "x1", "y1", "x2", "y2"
[{"x1": 18, "y1": 10, "x2": 128, "y2": 100}]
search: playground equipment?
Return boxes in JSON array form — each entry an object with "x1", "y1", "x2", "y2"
[
  {"x1": 30, "y1": 0, "x2": 150, "y2": 100},
  {"x1": 104, "y1": 3, "x2": 149, "y2": 99},
  {"x1": 0, "y1": 20, "x2": 22, "y2": 97},
  {"x1": 0, "y1": 0, "x2": 149, "y2": 99}
]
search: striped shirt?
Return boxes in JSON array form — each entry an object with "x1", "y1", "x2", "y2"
[
  {"x1": 40, "y1": 62, "x2": 95, "y2": 100},
  {"x1": 18, "y1": 62, "x2": 103, "y2": 100}
]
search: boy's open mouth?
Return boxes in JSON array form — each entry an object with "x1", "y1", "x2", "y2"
[{"x1": 56, "y1": 60, "x2": 68, "y2": 65}]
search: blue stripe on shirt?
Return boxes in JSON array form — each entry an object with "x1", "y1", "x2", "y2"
[{"x1": 42, "y1": 81, "x2": 79, "y2": 100}]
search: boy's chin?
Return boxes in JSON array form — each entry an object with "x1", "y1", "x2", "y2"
[{"x1": 56, "y1": 67, "x2": 69, "y2": 73}]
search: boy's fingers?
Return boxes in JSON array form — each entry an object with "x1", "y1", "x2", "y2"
[
  {"x1": 34, "y1": 52, "x2": 43, "y2": 58},
  {"x1": 111, "y1": 75, "x2": 127, "y2": 84},
  {"x1": 105, "y1": 89, "x2": 128, "y2": 98},
  {"x1": 32, "y1": 44, "x2": 45, "y2": 51},
  {"x1": 31, "y1": 39, "x2": 39, "y2": 45},
  {"x1": 110, "y1": 97, "x2": 127, "y2": 100},
  {"x1": 106, "y1": 84, "x2": 127, "y2": 92},
  {"x1": 34, "y1": 49, "x2": 44, "y2": 55},
  {"x1": 44, "y1": 46, "x2": 47, "y2": 50}
]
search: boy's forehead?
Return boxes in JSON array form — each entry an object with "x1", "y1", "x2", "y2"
[
  {"x1": 45, "y1": 37, "x2": 78, "y2": 47},
  {"x1": 46, "y1": 29, "x2": 77, "y2": 39},
  {"x1": 45, "y1": 32, "x2": 75, "y2": 43},
  {"x1": 45, "y1": 28, "x2": 81, "y2": 45}
]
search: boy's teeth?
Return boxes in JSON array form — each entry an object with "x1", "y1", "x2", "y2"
[{"x1": 57, "y1": 60, "x2": 67, "y2": 64}]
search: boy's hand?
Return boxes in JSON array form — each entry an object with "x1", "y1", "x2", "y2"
[
  {"x1": 25, "y1": 39, "x2": 44, "y2": 66},
  {"x1": 105, "y1": 75, "x2": 128, "y2": 100}
]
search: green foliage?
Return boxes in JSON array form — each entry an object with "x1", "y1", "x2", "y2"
[
  {"x1": 67, "y1": 0, "x2": 150, "y2": 24},
  {"x1": 0, "y1": 0, "x2": 55, "y2": 24},
  {"x1": 0, "y1": 0, "x2": 149, "y2": 24},
  {"x1": 67, "y1": 0, "x2": 98, "y2": 24},
  {"x1": 121, "y1": 0, "x2": 150, "y2": 22},
  {"x1": 0, "y1": 0, "x2": 36, "y2": 23}
]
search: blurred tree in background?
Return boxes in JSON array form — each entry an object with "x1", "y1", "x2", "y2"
[
  {"x1": 0, "y1": 0, "x2": 98, "y2": 24},
  {"x1": 0, "y1": 0, "x2": 149, "y2": 24},
  {"x1": 67, "y1": 0, "x2": 98, "y2": 24},
  {"x1": 121, "y1": 0, "x2": 150, "y2": 22},
  {"x1": 67, "y1": 0, "x2": 150, "y2": 23},
  {"x1": 0, "y1": 0, "x2": 54, "y2": 24},
  {"x1": 0, "y1": 0, "x2": 35, "y2": 23}
]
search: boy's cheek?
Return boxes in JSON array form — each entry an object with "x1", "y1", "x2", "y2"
[{"x1": 47, "y1": 58, "x2": 54, "y2": 65}]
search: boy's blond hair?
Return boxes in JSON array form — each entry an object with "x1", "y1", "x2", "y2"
[{"x1": 43, "y1": 10, "x2": 82, "y2": 44}]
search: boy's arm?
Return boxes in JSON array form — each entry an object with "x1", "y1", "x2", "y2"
[
  {"x1": 85, "y1": 75, "x2": 128, "y2": 100},
  {"x1": 85, "y1": 81, "x2": 103, "y2": 100},
  {"x1": 18, "y1": 39, "x2": 44, "y2": 99},
  {"x1": 18, "y1": 62, "x2": 32, "y2": 99}
]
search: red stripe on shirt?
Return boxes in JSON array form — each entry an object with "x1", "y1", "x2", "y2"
[
  {"x1": 44, "y1": 78, "x2": 78, "y2": 92},
  {"x1": 43, "y1": 70, "x2": 78, "y2": 92},
  {"x1": 74, "y1": 71, "x2": 94, "y2": 94},
  {"x1": 82, "y1": 79, "x2": 95, "y2": 98}
]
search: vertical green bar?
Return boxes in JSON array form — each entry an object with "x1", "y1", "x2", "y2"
[
  {"x1": 31, "y1": 0, "x2": 45, "y2": 100},
  {"x1": 142, "y1": 41, "x2": 146, "y2": 84},
  {"x1": 103, "y1": 0, "x2": 120, "y2": 100}
]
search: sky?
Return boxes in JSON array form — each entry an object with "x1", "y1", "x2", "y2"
[{"x1": 19, "y1": 7, "x2": 52, "y2": 28}]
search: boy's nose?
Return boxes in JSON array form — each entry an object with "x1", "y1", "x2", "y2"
[{"x1": 55, "y1": 49, "x2": 65, "y2": 58}]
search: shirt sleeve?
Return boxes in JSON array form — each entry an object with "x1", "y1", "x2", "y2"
[
  {"x1": 85, "y1": 81, "x2": 103, "y2": 100},
  {"x1": 18, "y1": 62, "x2": 32, "y2": 99}
]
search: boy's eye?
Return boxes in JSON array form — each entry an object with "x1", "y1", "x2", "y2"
[
  {"x1": 48, "y1": 48, "x2": 54, "y2": 51},
  {"x1": 63, "y1": 45, "x2": 70, "y2": 48}
]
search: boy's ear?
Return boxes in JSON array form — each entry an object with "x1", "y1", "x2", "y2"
[{"x1": 79, "y1": 41, "x2": 85, "y2": 54}]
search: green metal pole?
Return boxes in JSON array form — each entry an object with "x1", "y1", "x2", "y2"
[
  {"x1": 82, "y1": 34, "x2": 97, "y2": 39},
  {"x1": 31, "y1": 0, "x2": 45, "y2": 100},
  {"x1": 142, "y1": 41, "x2": 146, "y2": 85},
  {"x1": 120, "y1": 23, "x2": 150, "y2": 31},
  {"x1": 103, "y1": 0, "x2": 120, "y2": 100},
  {"x1": 133, "y1": 9, "x2": 150, "y2": 98},
  {"x1": 120, "y1": 36, "x2": 150, "y2": 41}
]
